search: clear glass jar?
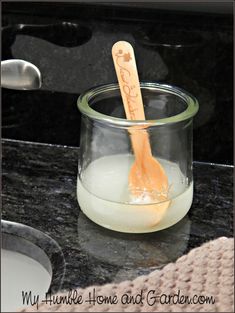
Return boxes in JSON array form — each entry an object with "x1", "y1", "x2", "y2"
[{"x1": 77, "y1": 82, "x2": 199, "y2": 233}]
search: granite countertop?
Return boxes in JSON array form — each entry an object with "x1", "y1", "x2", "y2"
[{"x1": 2, "y1": 138, "x2": 233, "y2": 292}]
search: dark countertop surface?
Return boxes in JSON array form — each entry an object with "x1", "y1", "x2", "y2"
[{"x1": 2, "y1": 138, "x2": 233, "y2": 292}]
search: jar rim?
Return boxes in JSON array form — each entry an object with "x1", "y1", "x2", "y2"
[{"x1": 77, "y1": 82, "x2": 199, "y2": 127}]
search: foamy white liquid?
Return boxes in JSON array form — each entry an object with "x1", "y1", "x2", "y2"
[
  {"x1": 77, "y1": 154, "x2": 193, "y2": 233},
  {"x1": 1, "y1": 249, "x2": 52, "y2": 312}
]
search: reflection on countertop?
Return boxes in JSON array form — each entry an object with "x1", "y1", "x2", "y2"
[{"x1": 2, "y1": 139, "x2": 233, "y2": 291}]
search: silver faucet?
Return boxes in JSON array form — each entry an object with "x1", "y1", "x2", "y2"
[{"x1": 1, "y1": 59, "x2": 42, "y2": 90}]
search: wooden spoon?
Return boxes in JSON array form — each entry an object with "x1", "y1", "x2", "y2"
[{"x1": 112, "y1": 41, "x2": 169, "y2": 207}]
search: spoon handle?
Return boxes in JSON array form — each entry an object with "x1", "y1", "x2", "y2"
[
  {"x1": 112, "y1": 41, "x2": 145, "y2": 120},
  {"x1": 112, "y1": 41, "x2": 152, "y2": 162}
]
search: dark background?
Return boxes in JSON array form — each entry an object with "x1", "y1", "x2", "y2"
[{"x1": 2, "y1": 2, "x2": 233, "y2": 164}]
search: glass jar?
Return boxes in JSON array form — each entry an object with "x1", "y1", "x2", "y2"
[{"x1": 77, "y1": 82, "x2": 199, "y2": 233}]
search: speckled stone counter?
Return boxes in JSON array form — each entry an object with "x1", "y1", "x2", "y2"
[{"x1": 2, "y1": 139, "x2": 233, "y2": 292}]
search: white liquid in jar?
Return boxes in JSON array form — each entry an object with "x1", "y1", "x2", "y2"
[
  {"x1": 77, "y1": 154, "x2": 193, "y2": 233},
  {"x1": 1, "y1": 249, "x2": 52, "y2": 312}
]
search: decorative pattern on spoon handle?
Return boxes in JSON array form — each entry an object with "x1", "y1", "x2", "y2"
[{"x1": 112, "y1": 41, "x2": 145, "y2": 120}]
